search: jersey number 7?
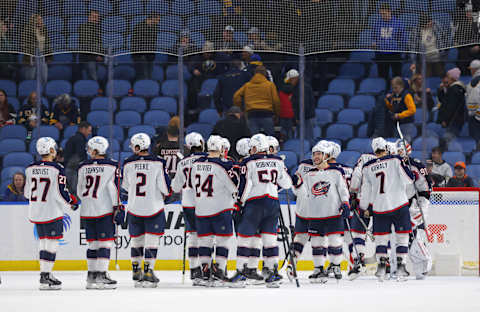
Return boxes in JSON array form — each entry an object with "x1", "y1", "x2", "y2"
[{"x1": 375, "y1": 172, "x2": 385, "y2": 194}]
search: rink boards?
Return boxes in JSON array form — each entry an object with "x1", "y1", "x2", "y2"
[{"x1": 0, "y1": 201, "x2": 478, "y2": 274}]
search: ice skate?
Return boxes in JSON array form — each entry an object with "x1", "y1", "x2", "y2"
[
  {"x1": 229, "y1": 269, "x2": 247, "y2": 288},
  {"x1": 375, "y1": 257, "x2": 388, "y2": 282},
  {"x1": 86, "y1": 271, "x2": 98, "y2": 289},
  {"x1": 265, "y1": 264, "x2": 282, "y2": 288},
  {"x1": 142, "y1": 263, "x2": 159, "y2": 288},
  {"x1": 396, "y1": 257, "x2": 410, "y2": 282},
  {"x1": 96, "y1": 272, "x2": 117, "y2": 289},
  {"x1": 244, "y1": 266, "x2": 264, "y2": 285},
  {"x1": 39, "y1": 272, "x2": 61, "y2": 290},
  {"x1": 132, "y1": 261, "x2": 143, "y2": 288},
  {"x1": 199, "y1": 263, "x2": 211, "y2": 287},
  {"x1": 308, "y1": 267, "x2": 328, "y2": 284},
  {"x1": 331, "y1": 264, "x2": 342, "y2": 281},
  {"x1": 211, "y1": 263, "x2": 228, "y2": 287},
  {"x1": 190, "y1": 267, "x2": 203, "y2": 286},
  {"x1": 348, "y1": 256, "x2": 366, "y2": 281}
]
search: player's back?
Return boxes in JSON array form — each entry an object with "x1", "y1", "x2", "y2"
[
  {"x1": 77, "y1": 158, "x2": 119, "y2": 217},
  {"x1": 24, "y1": 161, "x2": 71, "y2": 223},
  {"x1": 362, "y1": 155, "x2": 414, "y2": 213},
  {"x1": 350, "y1": 153, "x2": 376, "y2": 193},
  {"x1": 155, "y1": 137, "x2": 180, "y2": 179},
  {"x1": 171, "y1": 152, "x2": 207, "y2": 208},
  {"x1": 240, "y1": 154, "x2": 292, "y2": 203},
  {"x1": 122, "y1": 154, "x2": 171, "y2": 217},
  {"x1": 190, "y1": 157, "x2": 237, "y2": 217}
]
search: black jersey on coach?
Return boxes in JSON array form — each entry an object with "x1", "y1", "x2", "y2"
[{"x1": 154, "y1": 136, "x2": 180, "y2": 179}]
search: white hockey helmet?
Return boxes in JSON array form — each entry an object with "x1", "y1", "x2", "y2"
[
  {"x1": 36, "y1": 137, "x2": 57, "y2": 156},
  {"x1": 130, "y1": 133, "x2": 151, "y2": 152},
  {"x1": 371, "y1": 137, "x2": 387, "y2": 153},
  {"x1": 386, "y1": 141, "x2": 397, "y2": 155},
  {"x1": 221, "y1": 137, "x2": 231, "y2": 152},
  {"x1": 185, "y1": 132, "x2": 204, "y2": 149},
  {"x1": 207, "y1": 135, "x2": 223, "y2": 152},
  {"x1": 267, "y1": 136, "x2": 280, "y2": 154},
  {"x1": 249, "y1": 133, "x2": 269, "y2": 153},
  {"x1": 395, "y1": 139, "x2": 412, "y2": 157},
  {"x1": 312, "y1": 140, "x2": 332, "y2": 156},
  {"x1": 87, "y1": 136, "x2": 109, "y2": 156},
  {"x1": 236, "y1": 138, "x2": 251, "y2": 157},
  {"x1": 330, "y1": 141, "x2": 341, "y2": 159}
]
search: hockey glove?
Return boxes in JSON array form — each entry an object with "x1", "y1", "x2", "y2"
[
  {"x1": 113, "y1": 205, "x2": 127, "y2": 228},
  {"x1": 340, "y1": 202, "x2": 351, "y2": 220},
  {"x1": 69, "y1": 194, "x2": 79, "y2": 211}
]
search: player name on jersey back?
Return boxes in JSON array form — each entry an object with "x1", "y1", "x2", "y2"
[{"x1": 172, "y1": 152, "x2": 207, "y2": 208}]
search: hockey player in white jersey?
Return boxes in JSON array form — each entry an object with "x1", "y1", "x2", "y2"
[
  {"x1": 233, "y1": 133, "x2": 293, "y2": 288},
  {"x1": 293, "y1": 141, "x2": 350, "y2": 283},
  {"x1": 77, "y1": 136, "x2": 120, "y2": 289},
  {"x1": 190, "y1": 135, "x2": 238, "y2": 286},
  {"x1": 24, "y1": 137, "x2": 79, "y2": 290},
  {"x1": 122, "y1": 133, "x2": 172, "y2": 288},
  {"x1": 359, "y1": 137, "x2": 415, "y2": 281},
  {"x1": 171, "y1": 132, "x2": 207, "y2": 285}
]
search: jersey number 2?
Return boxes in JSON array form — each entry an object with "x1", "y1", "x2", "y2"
[
  {"x1": 375, "y1": 172, "x2": 385, "y2": 194},
  {"x1": 136, "y1": 173, "x2": 146, "y2": 196}
]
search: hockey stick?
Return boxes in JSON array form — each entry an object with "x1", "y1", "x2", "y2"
[
  {"x1": 278, "y1": 190, "x2": 295, "y2": 270},
  {"x1": 115, "y1": 153, "x2": 121, "y2": 270},
  {"x1": 345, "y1": 218, "x2": 360, "y2": 259},
  {"x1": 175, "y1": 152, "x2": 187, "y2": 284},
  {"x1": 278, "y1": 208, "x2": 300, "y2": 288},
  {"x1": 351, "y1": 208, "x2": 375, "y2": 242},
  {"x1": 396, "y1": 122, "x2": 429, "y2": 235}
]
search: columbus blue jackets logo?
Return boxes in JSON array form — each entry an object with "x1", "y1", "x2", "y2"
[
  {"x1": 311, "y1": 181, "x2": 330, "y2": 197},
  {"x1": 33, "y1": 213, "x2": 72, "y2": 246}
]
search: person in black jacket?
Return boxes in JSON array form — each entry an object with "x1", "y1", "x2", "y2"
[
  {"x1": 212, "y1": 106, "x2": 251, "y2": 160},
  {"x1": 78, "y1": 10, "x2": 103, "y2": 81},
  {"x1": 50, "y1": 94, "x2": 81, "y2": 131},
  {"x1": 437, "y1": 68, "x2": 466, "y2": 141},
  {"x1": 64, "y1": 121, "x2": 92, "y2": 195},
  {"x1": 17, "y1": 91, "x2": 51, "y2": 137},
  {"x1": 131, "y1": 13, "x2": 161, "y2": 79},
  {"x1": 214, "y1": 58, "x2": 251, "y2": 115},
  {"x1": 446, "y1": 161, "x2": 475, "y2": 187}
]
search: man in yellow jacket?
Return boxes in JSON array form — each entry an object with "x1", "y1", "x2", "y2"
[
  {"x1": 385, "y1": 76, "x2": 416, "y2": 141},
  {"x1": 233, "y1": 66, "x2": 280, "y2": 135}
]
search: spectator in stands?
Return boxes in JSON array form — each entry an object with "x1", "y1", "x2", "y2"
[
  {"x1": 372, "y1": 2, "x2": 406, "y2": 80},
  {"x1": 216, "y1": 25, "x2": 241, "y2": 53},
  {"x1": 50, "y1": 94, "x2": 81, "y2": 131},
  {"x1": 214, "y1": 58, "x2": 251, "y2": 115},
  {"x1": 0, "y1": 18, "x2": 17, "y2": 79},
  {"x1": 454, "y1": 6, "x2": 480, "y2": 74},
  {"x1": 278, "y1": 74, "x2": 295, "y2": 140},
  {"x1": 172, "y1": 30, "x2": 197, "y2": 56},
  {"x1": 0, "y1": 89, "x2": 15, "y2": 127},
  {"x1": 131, "y1": 13, "x2": 161, "y2": 79},
  {"x1": 447, "y1": 161, "x2": 475, "y2": 187},
  {"x1": 385, "y1": 77, "x2": 416, "y2": 142},
  {"x1": 3, "y1": 172, "x2": 27, "y2": 202},
  {"x1": 431, "y1": 147, "x2": 453, "y2": 185},
  {"x1": 409, "y1": 70, "x2": 435, "y2": 110},
  {"x1": 64, "y1": 121, "x2": 92, "y2": 194},
  {"x1": 241, "y1": 46, "x2": 254, "y2": 69},
  {"x1": 466, "y1": 59, "x2": 480, "y2": 143},
  {"x1": 233, "y1": 65, "x2": 280, "y2": 135},
  {"x1": 437, "y1": 68, "x2": 466, "y2": 141},
  {"x1": 78, "y1": 10, "x2": 103, "y2": 81},
  {"x1": 286, "y1": 69, "x2": 316, "y2": 143},
  {"x1": 247, "y1": 27, "x2": 271, "y2": 51},
  {"x1": 212, "y1": 106, "x2": 251, "y2": 160},
  {"x1": 426, "y1": 159, "x2": 446, "y2": 187},
  {"x1": 22, "y1": 14, "x2": 51, "y2": 84},
  {"x1": 17, "y1": 91, "x2": 51, "y2": 138}
]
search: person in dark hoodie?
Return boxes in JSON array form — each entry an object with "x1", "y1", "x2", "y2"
[
  {"x1": 466, "y1": 59, "x2": 480, "y2": 143},
  {"x1": 437, "y1": 67, "x2": 466, "y2": 141},
  {"x1": 212, "y1": 106, "x2": 251, "y2": 160},
  {"x1": 214, "y1": 58, "x2": 251, "y2": 115}
]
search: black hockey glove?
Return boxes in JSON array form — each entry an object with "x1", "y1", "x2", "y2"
[
  {"x1": 113, "y1": 205, "x2": 127, "y2": 228},
  {"x1": 340, "y1": 202, "x2": 351, "y2": 220}
]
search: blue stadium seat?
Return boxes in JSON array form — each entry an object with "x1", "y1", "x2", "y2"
[
  {"x1": 0, "y1": 139, "x2": 26, "y2": 156},
  {"x1": 1, "y1": 166, "x2": 26, "y2": 182},
  {"x1": 172, "y1": 0, "x2": 194, "y2": 16},
  {"x1": 278, "y1": 151, "x2": 298, "y2": 171},
  {"x1": 102, "y1": 16, "x2": 126, "y2": 34},
  {"x1": 67, "y1": 16, "x2": 87, "y2": 33},
  {"x1": 326, "y1": 79, "x2": 355, "y2": 96},
  {"x1": 358, "y1": 29, "x2": 373, "y2": 48},
  {"x1": 442, "y1": 152, "x2": 466, "y2": 168},
  {"x1": 122, "y1": 139, "x2": 133, "y2": 152},
  {"x1": 18, "y1": 80, "x2": 36, "y2": 98},
  {"x1": 405, "y1": 0, "x2": 428, "y2": 12},
  {"x1": 166, "y1": 65, "x2": 192, "y2": 81},
  {"x1": 349, "y1": 51, "x2": 375, "y2": 62},
  {"x1": 317, "y1": 95, "x2": 344, "y2": 112},
  {"x1": 432, "y1": 0, "x2": 456, "y2": 12},
  {"x1": 150, "y1": 97, "x2": 177, "y2": 115},
  {"x1": 144, "y1": 110, "x2": 171, "y2": 128},
  {"x1": 158, "y1": 15, "x2": 184, "y2": 32},
  {"x1": 337, "y1": 151, "x2": 361, "y2": 168},
  {"x1": 44, "y1": 0, "x2": 63, "y2": 16},
  {"x1": 74, "y1": 80, "x2": 100, "y2": 98},
  {"x1": 198, "y1": 0, "x2": 222, "y2": 15},
  {"x1": 347, "y1": 138, "x2": 372, "y2": 154},
  {"x1": 472, "y1": 152, "x2": 480, "y2": 164},
  {"x1": 106, "y1": 80, "x2": 131, "y2": 97},
  {"x1": 128, "y1": 125, "x2": 156, "y2": 138},
  {"x1": 89, "y1": 0, "x2": 112, "y2": 15},
  {"x1": 187, "y1": 15, "x2": 212, "y2": 32},
  {"x1": 426, "y1": 77, "x2": 441, "y2": 91},
  {"x1": 432, "y1": 12, "x2": 452, "y2": 30},
  {"x1": 0, "y1": 80, "x2": 16, "y2": 97},
  {"x1": 338, "y1": 63, "x2": 366, "y2": 79},
  {"x1": 145, "y1": 0, "x2": 169, "y2": 14},
  {"x1": 44, "y1": 16, "x2": 64, "y2": 34},
  {"x1": 234, "y1": 32, "x2": 248, "y2": 47},
  {"x1": 114, "y1": 65, "x2": 136, "y2": 81},
  {"x1": 469, "y1": 165, "x2": 480, "y2": 185},
  {"x1": 315, "y1": 109, "x2": 333, "y2": 126},
  {"x1": 412, "y1": 137, "x2": 439, "y2": 152},
  {"x1": 198, "y1": 109, "x2": 220, "y2": 125},
  {"x1": 98, "y1": 125, "x2": 125, "y2": 142},
  {"x1": 119, "y1": 97, "x2": 147, "y2": 113},
  {"x1": 32, "y1": 126, "x2": 60, "y2": 141},
  {"x1": 400, "y1": 13, "x2": 419, "y2": 30},
  {"x1": 8, "y1": 97, "x2": 20, "y2": 111},
  {"x1": 313, "y1": 126, "x2": 322, "y2": 139},
  {"x1": 3, "y1": 152, "x2": 33, "y2": 168},
  {"x1": 115, "y1": 111, "x2": 141, "y2": 127},
  {"x1": 326, "y1": 124, "x2": 354, "y2": 141},
  {"x1": 63, "y1": 0, "x2": 86, "y2": 16},
  {"x1": 63, "y1": 125, "x2": 78, "y2": 140},
  {"x1": 119, "y1": 0, "x2": 144, "y2": 16},
  {"x1": 198, "y1": 79, "x2": 218, "y2": 97},
  {"x1": 90, "y1": 97, "x2": 117, "y2": 111},
  {"x1": 48, "y1": 65, "x2": 72, "y2": 81},
  {"x1": 357, "y1": 123, "x2": 368, "y2": 137},
  {"x1": 134, "y1": 80, "x2": 160, "y2": 98},
  {"x1": 130, "y1": 15, "x2": 146, "y2": 30},
  {"x1": 157, "y1": 32, "x2": 178, "y2": 52},
  {"x1": 190, "y1": 31, "x2": 206, "y2": 49},
  {"x1": 107, "y1": 139, "x2": 121, "y2": 153},
  {"x1": 399, "y1": 123, "x2": 418, "y2": 139},
  {"x1": 186, "y1": 123, "x2": 213, "y2": 139},
  {"x1": 448, "y1": 138, "x2": 477, "y2": 153},
  {"x1": 337, "y1": 109, "x2": 365, "y2": 126},
  {"x1": 358, "y1": 78, "x2": 386, "y2": 95},
  {"x1": 283, "y1": 139, "x2": 311, "y2": 156},
  {"x1": 87, "y1": 111, "x2": 110, "y2": 128},
  {"x1": 45, "y1": 80, "x2": 71, "y2": 99},
  {"x1": 119, "y1": 151, "x2": 133, "y2": 164},
  {"x1": 0, "y1": 125, "x2": 27, "y2": 140},
  {"x1": 426, "y1": 122, "x2": 445, "y2": 138},
  {"x1": 348, "y1": 95, "x2": 375, "y2": 112},
  {"x1": 152, "y1": 66, "x2": 165, "y2": 82},
  {"x1": 162, "y1": 80, "x2": 188, "y2": 98},
  {"x1": 448, "y1": 48, "x2": 458, "y2": 62},
  {"x1": 102, "y1": 33, "x2": 124, "y2": 53}
]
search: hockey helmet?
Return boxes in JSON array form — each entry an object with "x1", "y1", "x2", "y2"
[
  {"x1": 130, "y1": 133, "x2": 151, "y2": 152},
  {"x1": 185, "y1": 132, "x2": 204, "y2": 149},
  {"x1": 207, "y1": 135, "x2": 223, "y2": 152},
  {"x1": 386, "y1": 141, "x2": 397, "y2": 155},
  {"x1": 87, "y1": 136, "x2": 109, "y2": 156},
  {"x1": 371, "y1": 137, "x2": 387, "y2": 153},
  {"x1": 236, "y1": 138, "x2": 251, "y2": 157},
  {"x1": 330, "y1": 141, "x2": 341, "y2": 159},
  {"x1": 249, "y1": 133, "x2": 269, "y2": 153},
  {"x1": 312, "y1": 140, "x2": 332, "y2": 156},
  {"x1": 36, "y1": 137, "x2": 57, "y2": 156},
  {"x1": 221, "y1": 137, "x2": 231, "y2": 152},
  {"x1": 395, "y1": 139, "x2": 412, "y2": 157}
]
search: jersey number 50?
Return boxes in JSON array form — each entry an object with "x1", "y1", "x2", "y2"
[{"x1": 258, "y1": 169, "x2": 278, "y2": 185}]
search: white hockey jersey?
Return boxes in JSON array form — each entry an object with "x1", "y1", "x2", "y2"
[
  {"x1": 294, "y1": 159, "x2": 315, "y2": 218},
  {"x1": 405, "y1": 157, "x2": 431, "y2": 199},
  {"x1": 239, "y1": 154, "x2": 292, "y2": 204},
  {"x1": 122, "y1": 154, "x2": 171, "y2": 217},
  {"x1": 171, "y1": 152, "x2": 207, "y2": 208},
  {"x1": 293, "y1": 166, "x2": 350, "y2": 219},
  {"x1": 360, "y1": 155, "x2": 415, "y2": 214},
  {"x1": 190, "y1": 157, "x2": 237, "y2": 217},
  {"x1": 77, "y1": 158, "x2": 120, "y2": 218},
  {"x1": 25, "y1": 161, "x2": 74, "y2": 223},
  {"x1": 330, "y1": 162, "x2": 353, "y2": 187},
  {"x1": 350, "y1": 153, "x2": 376, "y2": 193}
]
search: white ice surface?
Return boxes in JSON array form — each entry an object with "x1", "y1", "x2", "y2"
[{"x1": 1, "y1": 271, "x2": 479, "y2": 312}]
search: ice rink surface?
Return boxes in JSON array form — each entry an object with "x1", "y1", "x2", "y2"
[{"x1": 1, "y1": 271, "x2": 479, "y2": 312}]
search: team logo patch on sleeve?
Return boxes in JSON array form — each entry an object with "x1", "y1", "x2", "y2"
[{"x1": 311, "y1": 181, "x2": 330, "y2": 197}]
